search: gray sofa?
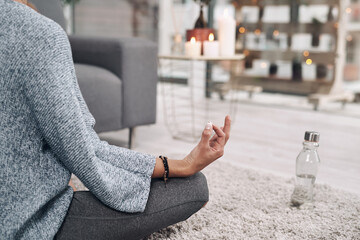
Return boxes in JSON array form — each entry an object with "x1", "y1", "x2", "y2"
[{"x1": 31, "y1": 0, "x2": 158, "y2": 148}]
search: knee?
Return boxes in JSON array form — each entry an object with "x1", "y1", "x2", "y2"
[{"x1": 191, "y1": 172, "x2": 209, "y2": 203}]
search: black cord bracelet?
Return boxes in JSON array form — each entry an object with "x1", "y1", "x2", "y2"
[{"x1": 159, "y1": 155, "x2": 169, "y2": 186}]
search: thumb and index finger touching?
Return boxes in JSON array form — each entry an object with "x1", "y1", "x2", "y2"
[
  {"x1": 200, "y1": 121, "x2": 213, "y2": 144},
  {"x1": 201, "y1": 115, "x2": 231, "y2": 145}
]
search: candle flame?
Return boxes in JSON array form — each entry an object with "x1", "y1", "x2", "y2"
[
  {"x1": 190, "y1": 37, "x2": 196, "y2": 44},
  {"x1": 209, "y1": 33, "x2": 214, "y2": 41},
  {"x1": 239, "y1": 27, "x2": 246, "y2": 34}
]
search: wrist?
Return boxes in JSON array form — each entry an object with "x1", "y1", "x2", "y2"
[
  {"x1": 168, "y1": 158, "x2": 194, "y2": 177},
  {"x1": 182, "y1": 155, "x2": 198, "y2": 176},
  {"x1": 182, "y1": 158, "x2": 196, "y2": 177},
  {"x1": 152, "y1": 156, "x2": 197, "y2": 179}
]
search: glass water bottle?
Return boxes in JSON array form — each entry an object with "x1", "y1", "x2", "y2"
[{"x1": 291, "y1": 131, "x2": 320, "y2": 206}]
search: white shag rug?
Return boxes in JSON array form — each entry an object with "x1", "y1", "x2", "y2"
[{"x1": 144, "y1": 161, "x2": 360, "y2": 240}]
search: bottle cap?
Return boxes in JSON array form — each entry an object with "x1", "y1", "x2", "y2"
[{"x1": 304, "y1": 131, "x2": 320, "y2": 142}]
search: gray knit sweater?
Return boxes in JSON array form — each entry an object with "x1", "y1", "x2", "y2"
[{"x1": 0, "y1": 1, "x2": 156, "y2": 239}]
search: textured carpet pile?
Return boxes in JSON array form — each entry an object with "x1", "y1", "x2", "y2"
[
  {"x1": 72, "y1": 161, "x2": 360, "y2": 239},
  {"x1": 145, "y1": 161, "x2": 360, "y2": 239}
]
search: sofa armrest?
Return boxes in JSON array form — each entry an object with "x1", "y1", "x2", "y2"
[{"x1": 68, "y1": 35, "x2": 158, "y2": 128}]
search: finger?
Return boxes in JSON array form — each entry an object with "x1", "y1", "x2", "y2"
[
  {"x1": 200, "y1": 121, "x2": 213, "y2": 145},
  {"x1": 223, "y1": 115, "x2": 231, "y2": 142},
  {"x1": 212, "y1": 127, "x2": 224, "y2": 141},
  {"x1": 210, "y1": 133, "x2": 218, "y2": 142},
  {"x1": 212, "y1": 124, "x2": 225, "y2": 141}
]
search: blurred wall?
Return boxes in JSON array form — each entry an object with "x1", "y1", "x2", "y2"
[{"x1": 74, "y1": 0, "x2": 158, "y2": 41}]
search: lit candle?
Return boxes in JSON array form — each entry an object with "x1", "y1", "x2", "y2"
[
  {"x1": 203, "y1": 33, "x2": 219, "y2": 57},
  {"x1": 218, "y1": 9, "x2": 236, "y2": 56},
  {"x1": 185, "y1": 37, "x2": 202, "y2": 57}
]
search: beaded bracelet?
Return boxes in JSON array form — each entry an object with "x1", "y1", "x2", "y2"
[{"x1": 159, "y1": 155, "x2": 169, "y2": 186}]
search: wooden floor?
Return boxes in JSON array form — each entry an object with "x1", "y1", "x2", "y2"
[{"x1": 100, "y1": 90, "x2": 360, "y2": 196}]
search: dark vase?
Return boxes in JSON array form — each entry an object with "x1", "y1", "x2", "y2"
[
  {"x1": 245, "y1": 58, "x2": 253, "y2": 69},
  {"x1": 194, "y1": 5, "x2": 207, "y2": 29},
  {"x1": 269, "y1": 63, "x2": 278, "y2": 76},
  {"x1": 312, "y1": 33, "x2": 320, "y2": 47},
  {"x1": 292, "y1": 60, "x2": 302, "y2": 81},
  {"x1": 316, "y1": 64, "x2": 327, "y2": 80},
  {"x1": 311, "y1": 18, "x2": 321, "y2": 47}
]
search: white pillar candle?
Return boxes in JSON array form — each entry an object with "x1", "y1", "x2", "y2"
[
  {"x1": 185, "y1": 37, "x2": 201, "y2": 57},
  {"x1": 203, "y1": 33, "x2": 219, "y2": 57},
  {"x1": 218, "y1": 9, "x2": 236, "y2": 56}
]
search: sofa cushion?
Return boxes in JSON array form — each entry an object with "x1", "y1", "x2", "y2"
[
  {"x1": 75, "y1": 63, "x2": 122, "y2": 133},
  {"x1": 30, "y1": 0, "x2": 66, "y2": 30}
]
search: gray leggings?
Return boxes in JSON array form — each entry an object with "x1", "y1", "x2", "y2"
[{"x1": 55, "y1": 172, "x2": 209, "y2": 240}]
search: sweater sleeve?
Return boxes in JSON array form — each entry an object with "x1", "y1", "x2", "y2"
[{"x1": 20, "y1": 22, "x2": 156, "y2": 213}]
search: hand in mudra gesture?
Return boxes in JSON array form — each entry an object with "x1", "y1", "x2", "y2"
[
  {"x1": 184, "y1": 115, "x2": 231, "y2": 174},
  {"x1": 152, "y1": 116, "x2": 231, "y2": 178}
]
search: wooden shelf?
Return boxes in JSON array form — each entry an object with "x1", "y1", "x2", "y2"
[
  {"x1": 233, "y1": 75, "x2": 332, "y2": 95},
  {"x1": 240, "y1": 22, "x2": 337, "y2": 35},
  {"x1": 158, "y1": 54, "x2": 245, "y2": 61},
  {"x1": 236, "y1": 0, "x2": 339, "y2": 7},
  {"x1": 236, "y1": 49, "x2": 336, "y2": 64},
  {"x1": 233, "y1": 0, "x2": 354, "y2": 107}
]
